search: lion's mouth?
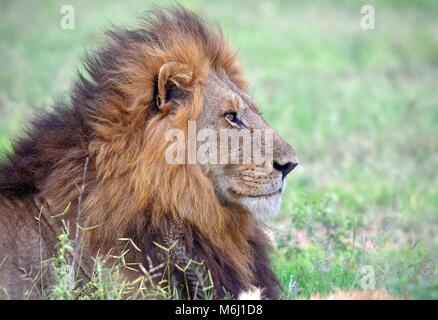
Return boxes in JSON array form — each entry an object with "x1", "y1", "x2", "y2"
[{"x1": 228, "y1": 187, "x2": 282, "y2": 198}]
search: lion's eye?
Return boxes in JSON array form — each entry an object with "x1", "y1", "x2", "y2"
[{"x1": 224, "y1": 112, "x2": 243, "y2": 126}]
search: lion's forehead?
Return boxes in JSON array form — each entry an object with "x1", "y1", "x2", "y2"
[{"x1": 198, "y1": 71, "x2": 267, "y2": 131}]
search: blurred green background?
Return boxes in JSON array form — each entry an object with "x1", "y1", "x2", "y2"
[{"x1": 0, "y1": 0, "x2": 437, "y2": 299}]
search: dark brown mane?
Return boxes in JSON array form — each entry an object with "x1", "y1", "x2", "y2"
[{"x1": 0, "y1": 6, "x2": 280, "y2": 299}]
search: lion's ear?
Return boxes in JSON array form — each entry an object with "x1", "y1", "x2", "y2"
[{"x1": 156, "y1": 61, "x2": 193, "y2": 113}]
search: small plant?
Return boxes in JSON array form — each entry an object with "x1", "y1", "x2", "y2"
[
  {"x1": 43, "y1": 224, "x2": 216, "y2": 300},
  {"x1": 50, "y1": 222, "x2": 75, "y2": 300}
]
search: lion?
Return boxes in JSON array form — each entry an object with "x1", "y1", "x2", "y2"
[{"x1": 0, "y1": 6, "x2": 298, "y2": 299}]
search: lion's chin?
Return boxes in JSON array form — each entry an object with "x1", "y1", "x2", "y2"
[{"x1": 237, "y1": 193, "x2": 282, "y2": 219}]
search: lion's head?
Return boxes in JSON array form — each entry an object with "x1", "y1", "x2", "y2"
[
  {"x1": 195, "y1": 70, "x2": 298, "y2": 219},
  {"x1": 72, "y1": 7, "x2": 298, "y2": 233},
  {"x1": 150, "y1": 14, "x2": 299, "y2": 220}
]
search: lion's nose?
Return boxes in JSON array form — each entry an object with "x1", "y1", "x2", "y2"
[{"x1": 273, "y1": 160, "x2": 298, "y2": 179}]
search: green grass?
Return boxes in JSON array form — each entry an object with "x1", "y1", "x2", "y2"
[{"x1": 1, "y1": 0, "x2": 437, "y2": 299}]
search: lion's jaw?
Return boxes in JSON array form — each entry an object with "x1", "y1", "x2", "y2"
[
  {"x1": 238, "y1": 179, "x2": 288, "y2": 219},
  {"x1": 219, "y1": 177, "x2": 285, "y2": 219},
  {"x1": 239, "y1": 193, "x2": 282, "y2": 219}
]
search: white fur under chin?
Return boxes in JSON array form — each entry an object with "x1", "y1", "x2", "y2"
[{"x1": 238, "y1": 193, "x2": 282, "y2": 219}]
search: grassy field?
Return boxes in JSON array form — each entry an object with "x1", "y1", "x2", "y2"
[{"x1": 1, "y1": 0, "x2": 437, "y2": 299}]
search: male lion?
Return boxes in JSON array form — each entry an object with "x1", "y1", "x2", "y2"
[{"x1": 0, "y1": 6, "x2": 297, "y2": 299}]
